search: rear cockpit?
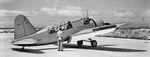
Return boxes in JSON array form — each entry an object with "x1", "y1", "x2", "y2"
[{"x1": 45, "y1": 21, "x2": 73, "y2": 34}]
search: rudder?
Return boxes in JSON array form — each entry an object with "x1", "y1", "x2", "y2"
[{"x1": 14, "y1": 15, "x2": 36, "y2": 39}]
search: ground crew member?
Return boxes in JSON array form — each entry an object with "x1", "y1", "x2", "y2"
[{"x1": 57, "y1": 27, "x2": 64, "y2": 51}]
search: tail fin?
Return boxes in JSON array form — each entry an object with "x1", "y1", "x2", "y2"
[{"x1": 14, "y1": 15, "x2": 36, "y2": 39}]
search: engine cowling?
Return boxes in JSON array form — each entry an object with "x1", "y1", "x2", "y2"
[{"x1": 91, "y1": 17, "x2": 104, "y2": 27}]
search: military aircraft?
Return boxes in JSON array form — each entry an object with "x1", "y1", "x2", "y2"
[{"x1": 11, "y1": 15, "x2": 117, "y2": 50}]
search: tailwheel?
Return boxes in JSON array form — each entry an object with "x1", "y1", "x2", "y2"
[
  {"x1": 21, "y1": 46, "x2": 25, "y2": 50},
  {"x1": 91, "y1": 40, "x2": 97, "y2": 47},
  {"x1": 77, "y1": 40, "x2": 83, "y2": 47}
]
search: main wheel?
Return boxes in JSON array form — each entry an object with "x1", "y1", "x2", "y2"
[
  {"x1": 91, "y1": 40, "x2": 97, "y2": 47},
  {"x1": 77, "y1": 40, "x2": 83, "y2": 47}
]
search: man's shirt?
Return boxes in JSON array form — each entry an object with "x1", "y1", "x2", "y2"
[{"x1": 57, "y1": 30, "x2": 63, "y2": 40}]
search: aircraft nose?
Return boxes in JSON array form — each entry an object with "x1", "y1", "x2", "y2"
[{"x1": 92, "y1": 18, "x2": 104, "y2": 27}]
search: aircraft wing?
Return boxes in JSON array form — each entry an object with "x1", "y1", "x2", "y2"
[
  {"x1": 71, "y1": 23, "x2": 126, "y2": 40},
  {"x1": 71, "y1": 25, "x2": 116, "y2": 40}
]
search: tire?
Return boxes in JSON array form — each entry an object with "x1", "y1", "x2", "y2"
[
  {"x1": 91, "y1": 40, "x2": 97, "y2": 47},
  {"x1": 77, "y1": 40, "x2": 83, "y2": 47}
]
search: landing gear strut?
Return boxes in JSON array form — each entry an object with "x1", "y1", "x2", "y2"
[
  {"x1": 77, "y1": 38, "x2": 97, "y2": 47},
  {"x1": 67, "y1": 36, "x2": 72, "y2": 43}
]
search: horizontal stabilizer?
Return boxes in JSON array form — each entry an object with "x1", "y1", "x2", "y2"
[{"x1": 12, "y1": 38, "x2": 38, "y2": 45}]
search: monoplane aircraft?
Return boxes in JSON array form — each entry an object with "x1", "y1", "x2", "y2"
[{"x1": 11, "y1": 15, "x2": 117, "y2": 50}]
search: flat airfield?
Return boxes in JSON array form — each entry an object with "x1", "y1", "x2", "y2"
[{"x1": 0, "y1": 33, "x2": 150, "y2": 57}]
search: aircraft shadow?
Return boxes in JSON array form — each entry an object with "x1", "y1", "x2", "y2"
[
  {"x1": 11, "y1": 48, "x2": 45, "y2": 54},
  {"x1": 36, "y1": 48, "x2": 58, "y2": 50},
  {"x1": 63, "y1": 44, "x2": 146, "y2": 52},
  {"x1": 11, "y1": 44, "x2": 146, "y2": 53}
]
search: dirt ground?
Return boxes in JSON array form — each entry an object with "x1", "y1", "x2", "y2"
[{"x1": 0, "y1": 33, "x2": 150, "y2": 57}]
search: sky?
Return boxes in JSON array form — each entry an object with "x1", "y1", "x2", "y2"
[{"x1": 0, "y1": 0, "x2": 149, "y2": 28}]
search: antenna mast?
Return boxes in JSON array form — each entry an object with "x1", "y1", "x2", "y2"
[{"x1": 86, "y1": 10, "x2": 89, "y2": 18}]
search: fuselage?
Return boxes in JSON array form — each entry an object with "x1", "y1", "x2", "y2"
[{"x1": 12, "y1": 17, "x2": 105, "y2": 46}]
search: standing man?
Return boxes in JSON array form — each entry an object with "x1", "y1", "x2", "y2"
[{"x1": 57, "y1": 25, "x2": 64, "y2": 51}]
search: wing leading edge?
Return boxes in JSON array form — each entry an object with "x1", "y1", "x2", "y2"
[{"x1": 72, "y1": 25, "x2": 116, "y2": 40}]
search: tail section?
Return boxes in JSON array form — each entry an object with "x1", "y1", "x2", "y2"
[{"x1": 14, "y1": 15, "x2": 36, "y2": 39}]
